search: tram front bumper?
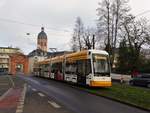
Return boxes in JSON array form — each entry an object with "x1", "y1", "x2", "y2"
[{"x1": 90, "y1": 81, "x2": 112, "y2": 87}]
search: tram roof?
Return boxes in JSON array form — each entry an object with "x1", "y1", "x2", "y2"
[{"x1": 38, "y1": 49, "x2": 109, "y2": 64}]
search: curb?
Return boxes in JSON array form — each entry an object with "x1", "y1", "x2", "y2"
[{"x1": 70, "y1": 85, "x2": 150, "y2": 112}]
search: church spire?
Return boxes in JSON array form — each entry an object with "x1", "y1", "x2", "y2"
[
  {"x1": 41, "y1": 27, "x2": 44, "y2": 31},
  {"x1": 37, "y1": 27, "x2": 47, "y2": 52}
]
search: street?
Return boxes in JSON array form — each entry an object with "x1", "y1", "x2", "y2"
[{"x1": 0, "y1": 75, "x2": 148, "y2": 113}]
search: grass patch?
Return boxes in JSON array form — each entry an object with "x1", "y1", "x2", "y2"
[{"x1": 79, "y1": 83, "x2": 150, "y2": 110}]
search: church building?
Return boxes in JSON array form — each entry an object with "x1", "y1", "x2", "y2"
[
  {"x1": 28, "y1": 27, "x2": 70, "y2": 74},
  {"x1": 28, "y1": 27, "x2": 48, "y2": 74}
]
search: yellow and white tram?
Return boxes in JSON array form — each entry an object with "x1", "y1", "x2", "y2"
[{"x1": 34, "y1": 50, "x2": 112, "y2": 87}]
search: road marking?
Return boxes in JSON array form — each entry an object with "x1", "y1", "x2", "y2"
[
  {"x1": 16, "y1": 109, "x2": 23, "y2": 113},
  {"x1": 19, "y1": 102, "x2": 24, "y2": 105},
  {"x1": 0, "y1": 88, "x2": 12, "y2": 101},
  {"x1": 28, "y1": 85, "x2": 31, "y2": 88},
  {"x1": 48, "y1": 101, "x2": 61, "y2": 108},
  {"x1": 17, "y1": 105, "x2": 23, "y2": 109},
  {"x1": 32, "y1": 88, "x2": 37, "y2": 91},
  {"x1": 25, "y1": 78, "x2": 40, "y2": 85},
  {"x1": 15, "y1": 84, "x2": 27, "y2": 113},
  {"x1": 18, "y1": 99, "x2": 24, "y2": 102},
  {"x1": 38, "y1": 92, "x2": 45, "y2": 97}
]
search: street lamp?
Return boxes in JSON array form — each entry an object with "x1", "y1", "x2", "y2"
[{"x1": 48, "y1": 48, "x2": 57, "y2": 78}]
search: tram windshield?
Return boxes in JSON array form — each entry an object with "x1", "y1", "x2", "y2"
[{"x1": 92, "y1": 54, "x2": 110, "y2": 75}]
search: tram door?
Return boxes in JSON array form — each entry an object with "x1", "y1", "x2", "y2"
[{"x1": 77, "y1": 60, "x2": 86, "y2": 85}]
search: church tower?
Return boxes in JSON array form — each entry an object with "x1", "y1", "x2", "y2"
[{"x1": 37, "y1": 27, "x2": 47, "y2": 51}]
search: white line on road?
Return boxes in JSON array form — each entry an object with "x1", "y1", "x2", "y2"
[
  {"x1": 19, "y1": 102, "x2": 24, "y2": 105},
  {"x1": 38, "y1": 92, "x2": 45, "y2": 97},
  {"x1": 0, "y1": 88, "x2": 12, "y2": 101},
  {"x1": 16, "y1": 109, "x2": 23, "y2": 113},
  {"x1": 17, "y1": 105, "x2": 23, "y2": 109},
  {"x1": 48, "y1": 101, "x2": 61, "y2": 108},
  {"x1": 32, "y1": 88, "x2": 37, "y2": 91}
]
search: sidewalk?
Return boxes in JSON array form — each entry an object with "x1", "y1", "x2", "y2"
[
  {"x1": 0, "y1": 75, "x2": 12, "y2": 97},
  {"x1": 0, "y1": 75, "x2": 26, "y2": 113}
]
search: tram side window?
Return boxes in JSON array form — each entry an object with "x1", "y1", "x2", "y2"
[
  {"x1": 39, "y1": 65, "x2": 42, "y2": 72},
  {"x1": 77, "y1": 60, "x2": 91, "y2": 76},
  {"x1": 57, "y1": 62, "x2": 62, "y2": 73},
  {"x1": 85, "y1": 60, "x2": 91, "y2": 75},
  {"x1": 40, "y1": 65, "x2": 45, "y2": 75},
  {"x1": 65, "y1": 63, "x2": 71, "y2": 74},
  {"x1": 77, "y1": 60, "x2": 85, "y2": 76},
  {"x1": 65, "y1": 63, "x2": 77, "y2": 74},
  {"x1": 51, "y1": 62, "x2": 62, "y2": 73},
  {"x1": 44, "y1": 64, "x2": 49, "y2": 72},
  {"x1": 51, "y1": 63, "x2": 56, "y2": 73}
]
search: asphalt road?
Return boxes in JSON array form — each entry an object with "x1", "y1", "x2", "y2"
[
  {"x1": 19, "y1": 75, "x2": 149, "y2": 113},
  {"x1": 23, "y1": 84, "x2": 73, "y2": 113}
]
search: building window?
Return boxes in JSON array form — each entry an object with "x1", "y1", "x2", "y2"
[{"x1": 41, "y1": 42, "x2": 43, "y2": 46}]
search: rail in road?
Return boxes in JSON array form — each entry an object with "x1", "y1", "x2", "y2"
[{"x1": 19, "y1": 75, "x2": 148, "y2": 113}]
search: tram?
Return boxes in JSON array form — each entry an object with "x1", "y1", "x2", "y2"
[{"x1": 34, "y1": 50, "x2": 112, "y2": 87}]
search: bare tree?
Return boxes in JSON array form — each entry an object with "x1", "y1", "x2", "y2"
[
  {"x1": 97, "y1": 0, "x2": 111, "y2": 52},
  {"x1": 71, "y1": 17, "x2": 84, "y2": 51},
  {"x1": 111, "y1": 0, "x2": 130, "y2": 66},
  {"x1": 83, "y1": 27, "x2": 97, "y2": 49},
  {"x1": 71, "y1": 36, "x2": 78, "y2": 52},
  {"x1": 71, "y1": 17, "x2": 98, "y2": 51},
  {"x1": 97, "y1": 0, "x2": 130, "y2": 67}
]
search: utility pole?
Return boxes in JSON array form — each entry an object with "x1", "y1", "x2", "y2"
[
  {"x1": 48, "y1": 48, "x2": 57, "y2": 78},
  {"x1": 92, "y1": 34, "x2": 95, "y2": 49}
]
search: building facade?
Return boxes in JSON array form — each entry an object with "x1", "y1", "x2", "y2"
[
  {"x1": 0, "y1": 47, "x2": 21, "y2": 74},
  {"x1": 0, "y1": 47, "x2": 29, "y2": 75},
  {"x1": 10, "y1": 53, "x2": 29, "y2": 75},
  {"x1": 28, "y1": 49, "x2": 47, "y2": 74}
]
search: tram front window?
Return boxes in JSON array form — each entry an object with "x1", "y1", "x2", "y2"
[{"x1": 93, "y1": 54, "x2": 110, "y2": 76}]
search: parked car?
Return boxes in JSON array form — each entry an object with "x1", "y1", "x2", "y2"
[{"x1": 129, "y1": 74, "x2": 150, "y2": 88}]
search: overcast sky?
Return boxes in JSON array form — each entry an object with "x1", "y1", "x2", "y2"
[{"x1": 0, "y1": 0, "x2": 150, "y2": 54}]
